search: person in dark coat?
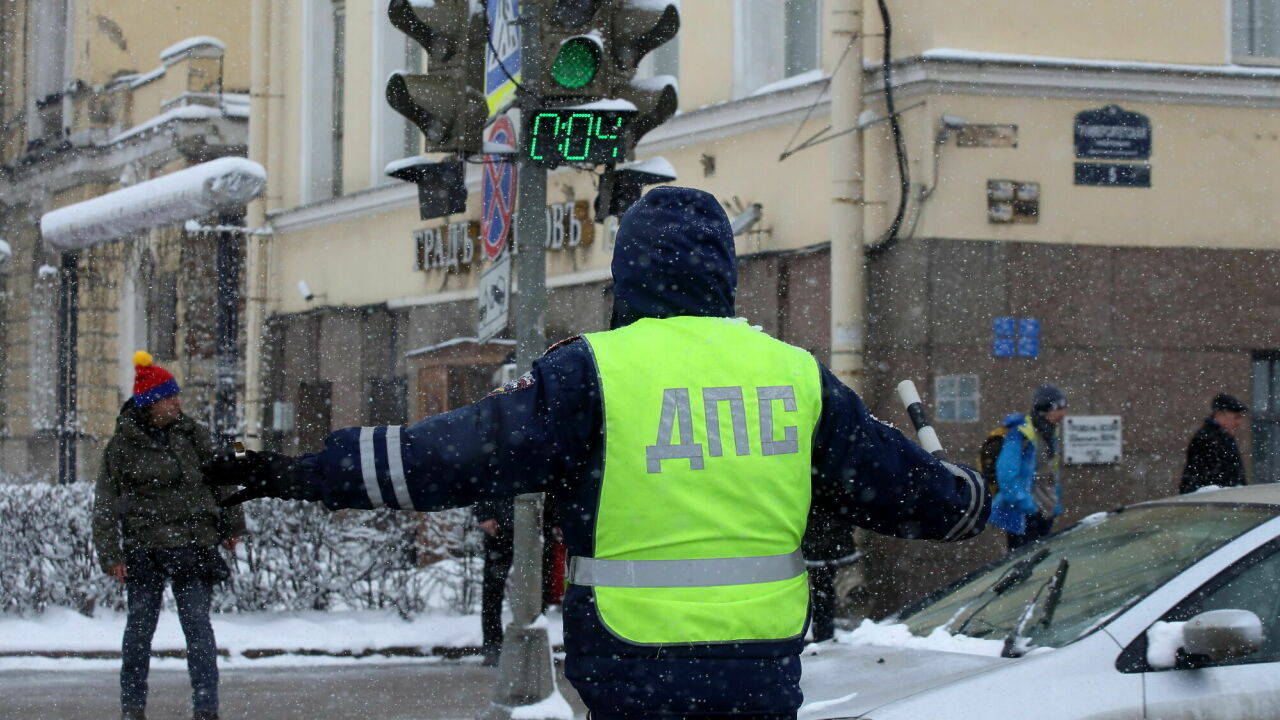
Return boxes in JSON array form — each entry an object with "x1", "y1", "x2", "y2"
[
  {"x1": 93, "y1": 351, "x2": 244, "y2": 720},
  {"x1": 474, "y1": 497, "x2": 560, "y2": 665},
  {"x1": 203, "y1": 187, "x2": 988, "y2": 720},
  {"x1": 1180, "y1": 393, "x2": 1249, "y2": 494},
  {"x1": 801, "y1": 507, "x2": 858, "y2": 643}
]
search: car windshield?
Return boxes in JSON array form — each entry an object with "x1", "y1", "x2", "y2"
[{"x1": 899, "y1": 503, "x2": 1276, "y2": 651}]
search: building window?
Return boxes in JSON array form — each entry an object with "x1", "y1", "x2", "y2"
[
  {"x1": 26, "y1": 0, "x2": 68, "y2": 143},
  {"x1": 1233, "y1": 0, "x2": 1280, "y2": 61},
  {"x1": 734, "y1": 0, "x2": 822, "y2": 97},
  {"x1": 935, "y1": 374, "x2": 979, "y2": 423},
  {"x1": 297, "y1": 380, "x2": 333, "y2": 453},
  {"x1": 302, "y1": 0, "x2": 345, "y2": 202},
  {"x1": 403, "y1": 43, "x2": 423, "y2": 157},
  {"x1": 1252, "y1": 353, "x2": 1280, "y2": 483},
  {"x1": 367, "y1": 376, "x2": 408, "y2": 426},
  {"x1": 331, "y1": 1, "x2": 346, "y2": 197},
  {"x1": 147, "y1": 271, "x2": 178, "y2": 361},
  {"x1": 30, "y1": 264, "x2": 59, "y2": 431},
  {"x1": 784, "y1": 0, "x2": 822, "y2": 77},
  {"x1": 373, "y1": 4, "x2": 413, "y2": 183},
  {"x1": 636, "y1": 35, "x2": 679, "y2": 81}
]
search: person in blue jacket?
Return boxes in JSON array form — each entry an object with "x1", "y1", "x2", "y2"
[
  {"x1": 989, "y1": 384, "x2": 1068, "y2": 550},
  {"x1": 204, "y1": 187, "x2": 989, "y2": 720}
]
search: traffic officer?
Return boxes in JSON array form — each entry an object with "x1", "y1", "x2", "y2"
[{"x1": 204, "y1": 187, "x2": 988, "y2": 720}]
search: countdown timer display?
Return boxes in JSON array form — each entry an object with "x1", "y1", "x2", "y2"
[{"x1": 523, "y1": 108, "x2": 636, "y2": 169}]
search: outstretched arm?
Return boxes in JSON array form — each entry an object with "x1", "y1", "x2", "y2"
[
  {"x1": 810, "y1": 364, "x2": 988, "y2": 542},
  {"x1": 206, "y1": 342, "x2": 601, "y2": 511}
]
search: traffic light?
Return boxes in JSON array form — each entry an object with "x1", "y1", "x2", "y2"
[
  {"x1": 604, "y1": 0, "x2": 679, "y2": 152},
  {"x1": 386, "y1": 0, "x2": 489, "y2": 154},
  {"x1": 385, "y1": 158, "x2": 468, "y2": 220},
  {"x1": 594, "y1": 156, "x2": 676, "y2": 221},
  {"x1": 536, "y1": 1, "x2": 609, "y2": 101},
  {"x1": 521, "y1": 0, "x2": 680, "y2": 169},
  {"x1": 607, "y1": 0, "x2": 680, "y2": 73}
]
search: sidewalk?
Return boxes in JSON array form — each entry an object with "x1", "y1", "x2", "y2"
[{"x1": 0, "y1": 607, "x2": 563, "y2": 666}]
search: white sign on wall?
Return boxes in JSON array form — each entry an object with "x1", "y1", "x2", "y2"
[{"x1": 1063, "y1": 415, "x2": 1123, "y2": 465}]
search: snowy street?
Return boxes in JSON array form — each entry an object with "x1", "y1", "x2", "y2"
[
  {"x1": 0, "y1": 608, "x2": 583, "y2": 719},
  {"x1": 0, "y1": 662, "x2": 588, "y2": 720}
]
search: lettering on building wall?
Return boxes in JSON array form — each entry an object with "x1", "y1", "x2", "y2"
[
  {"x1": 544, "y1": 200, "x2": 594, "y2": 250},
  {"x1": 413, "y1": 200, "x2": 597, "y2": 274},
  {"x1": 415, "y1": 221, "x2": 478, "y2": 272}
]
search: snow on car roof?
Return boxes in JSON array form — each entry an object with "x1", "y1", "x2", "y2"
[{"x1": 1137, "y1": 483, "x2": 1280, "y2": 508}]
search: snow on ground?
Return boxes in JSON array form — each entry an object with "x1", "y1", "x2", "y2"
[{"x1": 0, "y1": 607, "x2": 564, "y2": 671}]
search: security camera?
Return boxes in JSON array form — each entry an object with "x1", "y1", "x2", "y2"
[
  {"x1": 730, "y1": 203, "x2": 763, "y2": 236},
  {"x1": 298, "y1": 280, "x2": 315, "y2": 302},
  {"x1": 941, "y1": 114, "x2": 969, "y2": 128}
]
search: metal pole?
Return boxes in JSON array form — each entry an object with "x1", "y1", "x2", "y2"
[
  {"x1": 829, "y1": 0, "x2": 866, "y2": 394},
  {"x1": 483, "y1": 2, "x2": 555, "y2": 717},
  {"x1": 214, "y1": 214, "x2": 243, "y2": 444},
  {"x1": 242, "y1": 0, "x2": 273, "y2": 451},
  {"x1": 56, "y1": 251, "x2": 79, "y2": 484}
]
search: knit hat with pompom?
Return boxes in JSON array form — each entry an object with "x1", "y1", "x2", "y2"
[{"x1": 131, "y1": 350, "x2": 180, "y2": 407}]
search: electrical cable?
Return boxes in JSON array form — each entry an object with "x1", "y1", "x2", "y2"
[
  {"x1": 778, "y1": 39, "x2": 855, "y2": 162},
  {"x1": 486, "y1": 28, "x2": 533, "y2": 102},
  {"x1": 867, "y1": 0, "x2": 909, "y2": 257}
]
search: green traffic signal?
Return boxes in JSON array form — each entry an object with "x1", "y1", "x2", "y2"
[{"x1": 551, "y1": 37, "x2": 601, "y2": 89}]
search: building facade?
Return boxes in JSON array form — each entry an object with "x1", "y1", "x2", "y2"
[
  {"x1": 0, "y1": 0, "x2": 252, "y2": 481},
  {"x1": 3, "y1": 0, "x2": 1271, "y2": 609},
  {"x1": 248, "y1": 0, "x2": 1280, "y2": 610}
]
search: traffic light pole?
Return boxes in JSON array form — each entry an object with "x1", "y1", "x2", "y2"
[{"x1": 483, "y1": 3, "x2": 557, "y2": 719}]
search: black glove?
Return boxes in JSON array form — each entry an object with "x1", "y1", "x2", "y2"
[{"x1": 202, "y1": 449, "x2": 304, "y2": 506}]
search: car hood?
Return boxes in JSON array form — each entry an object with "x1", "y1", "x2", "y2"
[{"x1": 799, "y1": 643, "x2": 1011, "y2": 719}]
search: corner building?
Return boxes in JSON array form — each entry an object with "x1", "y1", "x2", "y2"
[{"x1": 249, "y1": 0, "x2": 1280, "y2": 611}]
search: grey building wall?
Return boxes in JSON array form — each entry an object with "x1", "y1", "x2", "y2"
[{"x1": 859, "y1": 237, "x2": 1280, "y2": 615}]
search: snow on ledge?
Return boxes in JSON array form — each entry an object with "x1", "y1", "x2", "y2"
[
  {"x1": 40, "y1": 157, "x2": 266, "y2": 252},
  {"x1": 161, "y1": 36, "x2": 226, "y2": 63},
  {"x1": 750, "y1": 69, "x2": 827, "y2": 97},
  {"x1": 921, "y1": 48, "x2": 1280, "y2": 78},
  {"x1": 111, "y1": 105, "x2": 224, "y2": 144}
]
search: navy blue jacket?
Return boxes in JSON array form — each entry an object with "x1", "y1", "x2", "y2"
[{"x1": 297, "y1": 187, "x2": 987, "y2": 718}]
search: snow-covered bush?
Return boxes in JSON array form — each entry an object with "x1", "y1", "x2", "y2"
[{"x1": 0, "y1": 483, "x2": 483, "y2": 617}]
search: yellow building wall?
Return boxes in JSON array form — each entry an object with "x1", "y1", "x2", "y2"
[
  {"x1": 679, "y1": 0, "x2": 736, "y2": 111},
  {"x1": 270, "y1": 116, "x2": 839, "y2": 315},
  {"x1": 265, "y1": 0, "x2": 1280, "y2": 321},
  {"x1": 909, "y1": 95, "x2": 1280, "y2": 248},
  {"x1": 72, "y1": 0, "x2": 252, "y2": 89},
  {"x1": 878, "y1": 0, "x2": 1229, "y2": 65}
]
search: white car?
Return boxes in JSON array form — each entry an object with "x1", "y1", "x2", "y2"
[{"x1": 799, "y1": 484, "x2": 1280, "y2": 720}]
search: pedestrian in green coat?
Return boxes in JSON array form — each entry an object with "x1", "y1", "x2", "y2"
[{"x1": 92, "y1": 351, "x2": 244, "y2": 720}]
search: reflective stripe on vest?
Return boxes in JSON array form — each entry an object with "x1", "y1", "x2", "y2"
[
  {"x1": 568, "y1": 550, "x2": 807, "y2": 588},
  {"x1": 581, "y1": 316, "x2": 821, "y2": 646}
]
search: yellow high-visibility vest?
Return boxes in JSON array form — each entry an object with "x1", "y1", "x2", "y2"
[{"x1": 576, "y1": 316, "x2": 821, "y2": 645}]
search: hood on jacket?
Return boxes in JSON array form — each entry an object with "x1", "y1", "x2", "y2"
[
  {"x1": 609, "y1": 186, "x2": 737, "y2": 329},
  {"x1": 1002, "y1": 412, "x2": 1027, "y2": 429}
]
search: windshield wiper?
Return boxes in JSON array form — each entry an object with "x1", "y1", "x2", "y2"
[
  {"x1": 952, "y1": 548, "x2": 1051, "y2": 636},
  {"x1": 1001, "y1": 558, "x2": 1070, "y2": 658}
]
